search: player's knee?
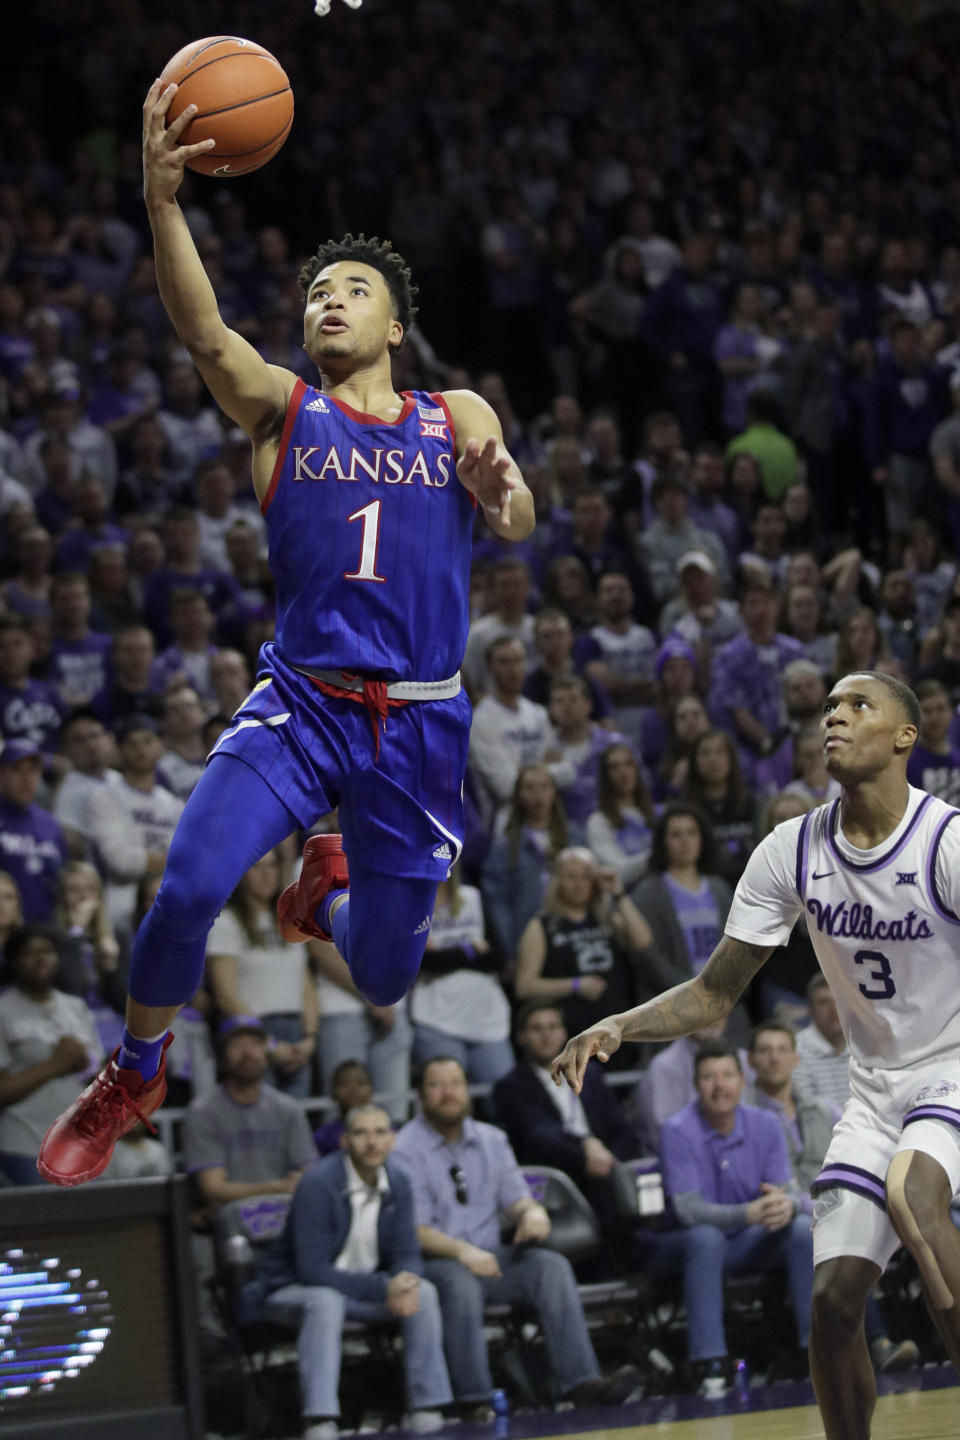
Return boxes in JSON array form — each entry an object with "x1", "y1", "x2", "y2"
[
  {"x1": 152, "y1": 864, "x2": 229, "y2": 935},
  {"x1": 810, "y1": 1268, "x2": 865, "y2": 1341},
  {"x1": 349, "y1": 942, "x2": 422, "y2": 1006},
  {"x1": 352, "y1": 968, "x2": 412, "y2": 1007}
]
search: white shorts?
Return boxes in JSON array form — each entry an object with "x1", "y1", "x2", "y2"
[{"x1": 811, "y1": 1056, "x2": 960, "y2": 1270}]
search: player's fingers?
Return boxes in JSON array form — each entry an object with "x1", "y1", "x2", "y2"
[
  {"x1": 146, "y1": 84, "x2": 178, "y2": 142},
  {"x1": 182, "y1": 137, "x2": 217, "y2": 161},
  {"x1": 143, "y1": 78, "x2": 164, "y2": 113},
  {"x1": 155, "y1": 82, "x2": 178, "y2": 121},
  {"x1": 165, "y1": 103, "x2": 199, "y2": 142},
  {"x1": 572, "y1": 1042, "x2": 591, "y2": 1091},
  {"x1": 482, "y1": 435, "x2": 498, "y2": 461}
]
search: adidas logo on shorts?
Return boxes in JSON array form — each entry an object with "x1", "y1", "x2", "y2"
[
  {"x1": 414, "y1": 915, "x2": 432, "y2": 935},
  {"x1": 306, "y1": 396, "x2": 329, "y2": 412},
  {"x1": 432, "y1": 842, "x2": 452, "y2": 861}
]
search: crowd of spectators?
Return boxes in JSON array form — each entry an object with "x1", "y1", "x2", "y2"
[{"x1": 2, "y1": 0, "x2": 959, "y2": 1416}]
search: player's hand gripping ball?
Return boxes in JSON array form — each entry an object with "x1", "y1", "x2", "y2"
[{"x1": 159, "y1": 36, "x2": 294, "y2": 177}]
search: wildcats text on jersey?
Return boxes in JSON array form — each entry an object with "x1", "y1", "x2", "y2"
[
  {"x1": 806, "y1": 897, "x2": 934, "y2": 942},
  {"x1": 292, "y1": 444, "x2": 452, "y2": 488}
]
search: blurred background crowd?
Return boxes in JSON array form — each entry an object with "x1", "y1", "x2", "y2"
[{"x1": 1, "y1": 0, "x2": 960, "y2": 1405}]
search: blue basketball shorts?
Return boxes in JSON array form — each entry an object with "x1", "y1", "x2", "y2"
[{"x1": 208, "y1": 643, "x2": 470, "y2": 881}]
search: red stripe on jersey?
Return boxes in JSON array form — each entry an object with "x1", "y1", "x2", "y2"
[
  {"x1": 330, "y1": 393, "x2": 417, "y2": 426},
  {"x1": 429, "y1": 391, "x2": 475, "y2": 509},
  {"x1": 261, "y1": 377, "x2": 308, "y2": 515}
]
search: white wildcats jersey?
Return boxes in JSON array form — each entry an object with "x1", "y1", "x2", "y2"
[{"x1": 726, "y1": 787, "x2": 960, "y2": 1071}]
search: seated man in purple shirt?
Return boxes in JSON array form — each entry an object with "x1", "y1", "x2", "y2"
[
  {"x1": 658, "y1": 1041, "x2": 814, "y2": 1395},
  {"x1": 391, "y1": 1057, "x2": 639, "y2": 1421},
  {"x1": 634, "y1": 1018, "x2": 750, "y2": 1154}
]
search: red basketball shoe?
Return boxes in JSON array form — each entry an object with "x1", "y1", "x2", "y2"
[
  {"x1": 37, "y1": 1033, "x2": 173, "y2": 1187},
  {"x1": 277, "y1": 833, "x2": 350, "y2": 942}
]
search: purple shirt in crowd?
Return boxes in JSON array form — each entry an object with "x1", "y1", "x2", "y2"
[
  {"x1": 906, "y1": 743, "x2": 960, "y2": 806},
  {"x1": 661, "y1": 1100, "x2": 791, "y2": 1234},
  {"x1": 553, "y1": 727, "x2": 628, "y2": 827},
  {"x1": 862, "y1": 356, "x2": 945, "y2": 466},
  {"x1": 641, "y1": 268, "x2": 725, "y2": 363},
  {"x1": 688, "y1": 494, "x2": 743, "y2": 563},
  {"x1": 391, "y1": 1114, "x2": 529, "y2": 1253},
  {"x1": 0, "y1": 797, "x2": 68, "y2": 922},
  {"x1": 663, "y1": 873, "x2": 721, "y2": 971},
  {"x1": 0, "y1": 678, "x2": 66, "y2": 754},
  {"x1": 56, "y1": 524, "x2": 129, "y2": 575},
  {"x1": 713, "y1": 324, "x2": 762, "y2": 432},
  {"x1": 710, "y1": 630, "x2": 804, "y2": 736},
  {"x1": 142, "y1": 567, "x2": 242, "y2": 645},
  {"x1": 47, "y1": 633, "x2": 113, "y2": 706}
]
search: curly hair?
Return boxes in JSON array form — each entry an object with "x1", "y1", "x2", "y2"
[{"x1": 298, "y1": 233, "x2": 418, "y2": 347}]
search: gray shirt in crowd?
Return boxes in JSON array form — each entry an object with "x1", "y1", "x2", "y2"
[{"x1": 183, "y1": 1083, "x2": 317, "y2": 1183}]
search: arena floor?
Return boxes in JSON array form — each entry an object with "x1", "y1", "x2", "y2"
[
  {"x1": 207, "y1": 1365, "x2": 959, "y2": 1440},
  {"x1": 479, "y1": 1368, "x2": 959, "y2": 1440}
]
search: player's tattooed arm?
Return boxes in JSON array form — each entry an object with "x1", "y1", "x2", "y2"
[
  {"x1": 622, "y1": 935, "x2": 773, "y2": 1040},
  {"x1": 550, "y1": 935, "x2": 773, "y2": 1092}
]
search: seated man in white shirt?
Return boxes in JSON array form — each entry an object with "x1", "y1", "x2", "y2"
[{"x1": 247, "y1": 1102, "x2": 452, "y2": 1439}]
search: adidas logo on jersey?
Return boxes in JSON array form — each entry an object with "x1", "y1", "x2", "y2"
[
  {"x1": 413, "y1": 915, "x2": 432, "y2": 935},
  {"x1": 432, "y1": 842, "x2": 452, "y2": 861},
  {"x1": 305, "y1": 396, "x2": 329, "y2": 413}
]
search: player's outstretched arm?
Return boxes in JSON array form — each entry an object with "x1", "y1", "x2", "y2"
[
  {"x1": 142, "y1": 79, "x2": 293, "y2": 439},
  {"x1": 551, "y1": 934, "x2": 773, "y2": 1093},
  {"x1": 443, "y1": 390, "x2": 535, "y2": 540}
]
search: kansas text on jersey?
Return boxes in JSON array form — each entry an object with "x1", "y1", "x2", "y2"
[{"x1": 261, "y1": 384, "x2": 476, "y2": 682}]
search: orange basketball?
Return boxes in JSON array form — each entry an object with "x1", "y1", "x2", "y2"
[{"x1": 159, "y1": 36, "x2": 294, "y2": 178}]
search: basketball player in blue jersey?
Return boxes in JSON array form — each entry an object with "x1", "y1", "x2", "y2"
[
  {"x1": 38, "y1": 78, "x2": 534, "y2": 1187},
  {"x1": 552, "y1": 670, "x2": 960, "y2": 1440}
]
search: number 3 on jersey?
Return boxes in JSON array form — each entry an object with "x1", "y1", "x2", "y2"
[
  {"x1": 854, "y1": 948, "x2": 896, "y2": 1000},
  {"x1": 344, "y1": 500, "x2": 386, "y2": 583}
]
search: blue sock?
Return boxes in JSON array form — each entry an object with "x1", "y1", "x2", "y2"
[
  {"x1": 117, "y1": 1029, "x2": 168, "y2": 1082},
  {"x1": 319, "y1": 887, "x2": 349, "y2": 941}
]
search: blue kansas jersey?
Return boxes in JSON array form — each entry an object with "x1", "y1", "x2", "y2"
[{"x1": 261, "y1": 383, "x2": 475, "y2": 681}]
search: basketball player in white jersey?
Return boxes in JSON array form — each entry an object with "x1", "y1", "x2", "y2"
[{"x1": 552, "y1": 670, "x2": 960, "y2": 1440}]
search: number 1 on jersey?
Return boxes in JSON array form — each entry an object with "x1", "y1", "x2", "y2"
[{"x1": 344, "y1": 499, "x2": 387, "y2": 583}]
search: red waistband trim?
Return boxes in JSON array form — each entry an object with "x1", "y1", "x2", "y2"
[{"x1": 308, "y1": 673, "x2": 408, "y2": 760}]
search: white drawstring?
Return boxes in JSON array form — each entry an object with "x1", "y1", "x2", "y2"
[{"x1": 315, "y1": 0, "x2": 363, "y2": 13}]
